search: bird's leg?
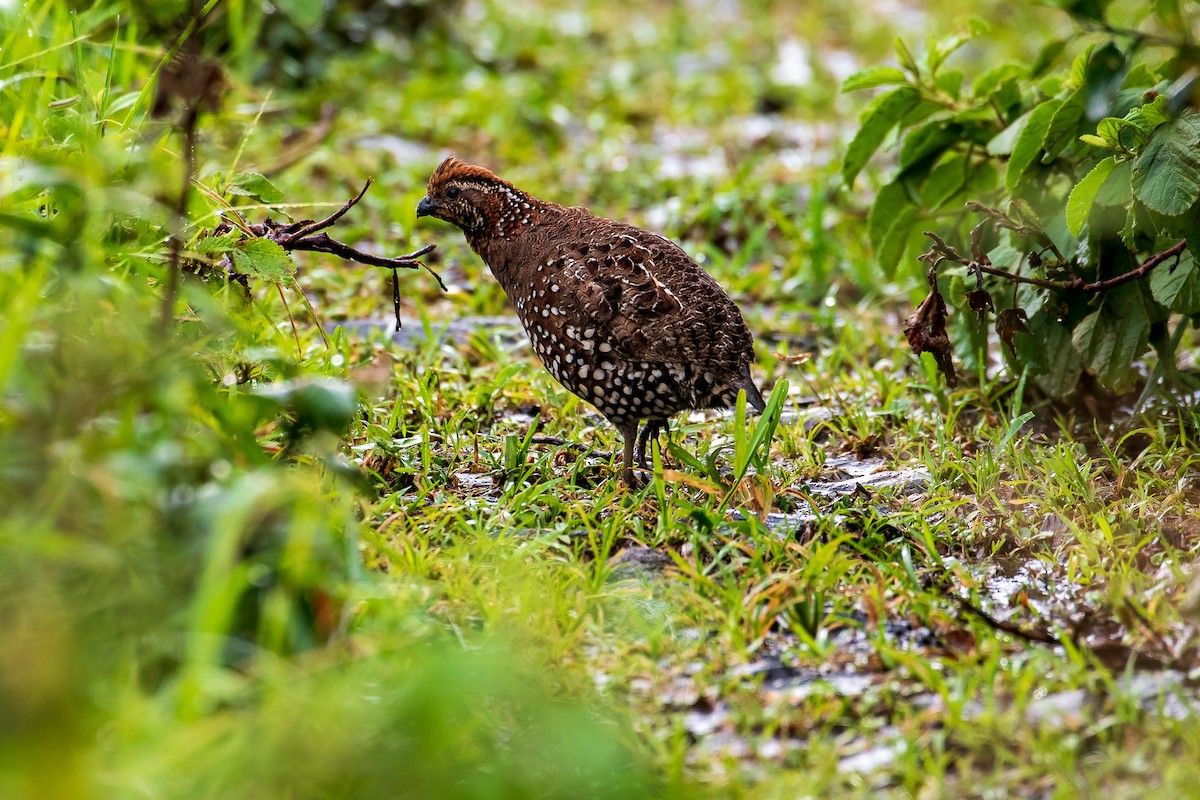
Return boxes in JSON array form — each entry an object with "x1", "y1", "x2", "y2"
[
  {"x1": 634, "y1": 418, "x2": 667, "y2": 469},
  {"x1": 619, "y1": 423, "x2": 643, "y2": 487}
]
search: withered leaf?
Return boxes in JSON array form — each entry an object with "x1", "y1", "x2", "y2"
[
  {"x1": 903, "y1": 270, "x2": 957, "y2": 386},
  {"x1": 995, "y1": 307, "x2": 1030, "y2": 358},
  {"x1": 967, "y1": 287, "x2": 994, "y2": 323}
]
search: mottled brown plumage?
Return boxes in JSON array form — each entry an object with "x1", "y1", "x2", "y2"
[{"x1": 417, "y1": 157, "x2": 764, "y2": 485}]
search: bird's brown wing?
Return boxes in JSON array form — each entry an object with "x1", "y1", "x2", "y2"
[{"x1": 552, "y1": 222, "x2": 753, "y2": 366}]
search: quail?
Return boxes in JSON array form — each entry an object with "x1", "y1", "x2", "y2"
[{"x1": 417, "y1": 157, "x2": 764, "y2": 485}]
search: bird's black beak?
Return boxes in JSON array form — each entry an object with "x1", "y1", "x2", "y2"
[{"x1": 416, "y1": 196, "x2": 440, "y2": 218}]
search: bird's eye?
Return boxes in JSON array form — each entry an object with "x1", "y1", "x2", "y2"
[{"x1": 446, "y1": 187, "x2": 460, "y2": 199}]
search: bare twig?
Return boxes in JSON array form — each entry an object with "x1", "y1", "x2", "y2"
[
  {"x1": 225, "y1": 180, "x2": 447, "y2": 292},
  {"x1": 276, "y1": 283, "x2": 302, "y2": 357},
  {"x1": 921, "y1": 231, "x2": 1187, "y2": 294},
  {"x1": 282, "y1": 178, "x2": 375, "y2": 245},
  {"x1": 947, "y1": 589, "x2": 1060, "y2": 645},
  {"x1": 160, "y1": 115, "x2": 197, "y2": 331}
]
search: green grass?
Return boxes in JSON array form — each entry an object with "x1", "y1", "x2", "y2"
[{"x1": 2, "y1": 0, "x2": 1199, "y2": 797}]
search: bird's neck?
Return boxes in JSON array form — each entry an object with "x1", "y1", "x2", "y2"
[{"x1": 464, "y1": 186, "x2": 559, "y2": 252}]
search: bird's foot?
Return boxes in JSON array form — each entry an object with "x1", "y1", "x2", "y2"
[{"x1": 621, "y1": 467, "x2": 649, "y2": 489}]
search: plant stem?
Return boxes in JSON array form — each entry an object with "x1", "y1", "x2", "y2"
[
  {"x1": 159, "y1": 111, "x2": 197, "y2": 331},
  {"x1": 923, "y1": 232, "x2": 1187, "y2": 294}
]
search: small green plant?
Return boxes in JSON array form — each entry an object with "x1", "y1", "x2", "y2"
[{"x1": 843, "y1": 4, "x2": 1200, "y2": 401}]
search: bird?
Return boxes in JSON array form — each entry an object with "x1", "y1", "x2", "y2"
[{"x1": 416, "y1": 157, "x2": 764, "y2": 486}]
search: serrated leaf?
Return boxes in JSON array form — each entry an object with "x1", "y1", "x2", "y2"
[
  {"x1": 1126, "y1": 95, "x2": 1168, "y2": 132},
  {"x1": 1006, "y1": 99, "x2": 1061, "y2": 189},
  {"x1": 228, "y1": 172, "x2": 284, "y2": 204},
  {"x1": 1096, "y1": 116, "x2": 1138, "y2": 147},
  {"x1": 1071, "y1": 284, "x2": 1151, "y2": 392},
  {"x1": 1131, "y1": 111, "x2": 1200, "y2": 216},
  {"x1": 1067, "y1": 156, "x2": 1118, "y2": 235},
  {"x1": 194, "y1": 234, "x2": 237, "y2": 254},
  {"x1": 1026, "y1": 313, "x2": 1082, "y2": 398},
  {"x1": 841, "y1": 66, "x2": 909, "y2": 92},
  {"x1": 1079, "y1": 134, "x2": 1117, "y2": 151},
  {"x1": 842, "y1": 86, "x2": 922, "y2": 185},
  {"x1": 1069, "y1": 45, "x2": 1096, "y2": 88},
  {"x1": 1150, "y1": 249, "x2": 1200, "y2": 313},
  {"x1": 231, "y1": 238, "x2": 296, "y2": 282},
  {"x1": 1094, "y1": 159, "x2": 1132, "y2": 206}
]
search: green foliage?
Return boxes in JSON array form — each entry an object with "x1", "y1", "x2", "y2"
[
  {"x1": 0, "y1": 3, "x2": 665, "y2": 797},
  {"x1": 843, "y1": 5, "x2": 1200, "y2": 400},
  {"x1": 4, "y1": 0, "x2": 1200, "y2": 798}
]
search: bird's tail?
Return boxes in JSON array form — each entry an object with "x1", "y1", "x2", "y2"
[{"x1": 737, "y1": 363, "x2": 766, "y2": 413}]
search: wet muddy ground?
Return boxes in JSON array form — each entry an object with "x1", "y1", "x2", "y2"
[{"x1": 344, "y1": 316, "x2": 1200, "y2": 780}]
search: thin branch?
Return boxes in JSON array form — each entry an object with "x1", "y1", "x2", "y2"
[
  {"x1": 276, "y1": 282, "x2": 302, "y2": 357},
  {"x1": 947, "y1": 589, "x2": 1060, "y2": 645},
  {"x1": 922, "y1": 231, "x2": 1188, "y2": 294},
  {"x1": 1076, "y1": 240, "x2": 1187, "y2": 292},
  {"x1": 290, "y1": 275, "x2": 330, "y2": 350},
  {"x1": 159, "y1": 110, "x2": 197, "y2": 331},
  {"x1": 282, "y1": 178, "x2": 374, "y2": 244}
]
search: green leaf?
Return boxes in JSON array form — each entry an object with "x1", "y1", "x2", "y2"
[
  {"x1": 1006, "y1": 99, "x2": 1061, "y2": 189},
  {"x1": 193, "y1": 234, "x2": 237, "y2": 254},
  {"x1": 876, "y1": 206, "x2": 919, "y2": 278},
  {"x1": 274, "y1": 0, "x2": 324, "y2": 29},
  {"x1": 1069, "y1": 44, "x2": 1096, "y2": 88},
  {"x1": 894, "y1": 37, "x2": 919, "y2": 75},
  {"x1": 973, "y1": 63, "x2": 1026, "y2": 97},
  {"x1": 1126, "y1": 95, "x2": 1168, "y2": 133},
  {"x1": 1067, "y1": 156, "x2": 1117, "y2": 235},
  {"x1": 1042, "y1": 88, "x2": 1086, "y2": 161},
  {"x1": 1132, "y1": 111, "x2": 1200, "y2": 216},
  {"x1": 1150, "y1": 249, "x2": 1200, "y2": 313},
  {"x1": 868, "y1": 181, "x2": 919, "y2": 277},
  {"x1": 1095, "y1": 117, "x2": 1138, "y2": 148},
  {"x1": 936, "y1": 70, "x2": 964, "y2": 99},
  {"x1": 923, "y1": 153, "x2": 968, "y2": 209},
  {"x1": 899, "y1": 120, "x2": 959, "y2": 170},
  {"x1": 1060, "y1": 0, "x2": 1112, "y2": 24},
  {"x1": 842, "y1": 86, "x2": 922, "y2": 186},
  {"x1": 1071, "y1": 284, "x2": 1152, "y2": 392},
  {"x1": 1032, "y1": 39, "x2": 1068, "y2": 77},
  {"x1": 1094, "y1": 159, "x2": 1132, "y2": 206},
  {"x1": 1026, "y1": 313, "x2": 1082, "y2": 398},
  {"x1": 841, "y1": 66, "x2": 909, "y2": 92},
  {"x1": 868, "y1": 180, "x2": 914, "y2": 252},
  {"x1": 231, "y1": 239, "x2": 296, "y2": 282},
  {"x1": 987, "y1": 108, "x2": 1034, "y2": 156},
  {"x1": 228, "y1": 172, "x2": 284, "y2": 204},
  {"x1": 1079, "y1": 134, "x2": 1117, "y2": 151}
]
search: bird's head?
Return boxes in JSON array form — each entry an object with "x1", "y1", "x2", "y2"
[{"x1": 417, "y1": 157, "x2": 528, "y2": 236}]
